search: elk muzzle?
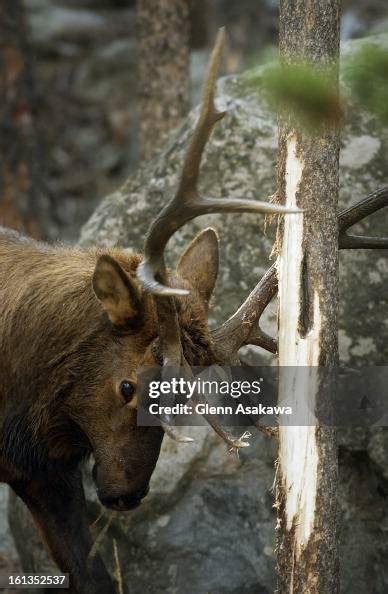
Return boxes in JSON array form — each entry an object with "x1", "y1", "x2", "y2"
[{"x1": 92, "y1": 462, "x2": 151, "y2": 511}]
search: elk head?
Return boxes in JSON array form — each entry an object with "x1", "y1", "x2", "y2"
[
  {"x1": 84, "y1": 236, "x2": 220, "y2": 510},
  {"x1": 45, "y1": 234, "x2": 221, "y2": 512}
]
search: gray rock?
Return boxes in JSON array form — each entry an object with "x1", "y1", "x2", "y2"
[
  {"x1": 9, "y1": 34, "x2": 388, "y2": 594},
  {"x1": 0, "y1": 486, "x2": 15, "y2": 554},
  {"x1": 27, "y1": 5, "x2": 135, "y2": 46}
]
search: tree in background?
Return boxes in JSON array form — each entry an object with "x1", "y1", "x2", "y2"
[
  {"x1": 136, "y1": 0, "x2": 191, "y2": 161},
  {"x1": 0, "y1": 0, "x2": 49, "y2": 238}
]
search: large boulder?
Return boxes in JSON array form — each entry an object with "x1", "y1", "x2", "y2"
[{"x1": 8, "y1": 34, "x2": 388, "y2": 594}]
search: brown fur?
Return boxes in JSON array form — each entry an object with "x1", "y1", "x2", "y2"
[{"x1": 0, "y1": 226, "x2": 219, "y2": 593}]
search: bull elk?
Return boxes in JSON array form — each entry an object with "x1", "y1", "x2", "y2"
[{"x1": 0, "y1": 28, "x2": 387, "y2": 594}]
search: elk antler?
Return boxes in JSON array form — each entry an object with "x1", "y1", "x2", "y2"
[
  {"x1": 211, "y1": 263, "x2": 278, "y2": 363},
  {"x1": 339, "y1": 186, "x2": 388, "y2": 249},
  {"x1": 137, "y1": 28, "x2": 301, "y2": 450}
]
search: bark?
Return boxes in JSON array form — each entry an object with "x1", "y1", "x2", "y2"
[
  {"x1": 275, "y1": 1, "x2": 341, "y2": 592},
  {"x1": 136, "y1": 0, "x2": 190, "y2": 162},
  {"x1": 0, "y1": 0, "x2": 47, "y2": 238},
  {"x1": 189, "y1": 0, "x2": 208, "y2": 50}
]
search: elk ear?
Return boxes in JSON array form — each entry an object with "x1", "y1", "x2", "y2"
[
  {"x1": 177, "y1": 228, "x2": 219, "y2": 303},
  {"x1": 92, "y1": 255, "x2": 142, "y2": 328}
]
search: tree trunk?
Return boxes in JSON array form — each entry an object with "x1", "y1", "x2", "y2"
[
  {"x1": 188, "y1": 0, "x2": 208, "y2": 50},
  {"x1": 0, "y1": 0, "x2": 47, "y2": 238},
  {"x1": 275, "y1": 1, "x2": 341, "y2": 592},
  {"x1": 136, "y1": 0, "x2": 190, "y2": 162}
]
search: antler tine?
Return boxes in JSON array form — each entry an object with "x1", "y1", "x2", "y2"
[
  {"x1": 339, "y1": 186, "x2": 388, "y2": 249},
  {"x1": 161, "y1": 422, "x2": 194, "y2": 443},
  {"x1": 201, "y1": 418, "x2": 251, "y2": 450},
  {"x1": 179, "y1": 26, "x2": 227, "y2": 193},
  {"x1": 157, "y1": 298, "x2": 197, "y2": 443},
  {"x1": 183, "y1": 363, "x2": 252, "y2": 450},
  {"x1": 247, "y1": 330, "x2": 278, "y2": 354},
  {"x1": 156, "y1": 296, "x2": 183, "y2": 366},
  {"x1": 138, "y1": 28, "x2": 301, "y2": 297},
  {"x1": 163, "y1": 407, "x2": 250, "y2": 449},
  {"x1": 212, "y1": 264, "x2": 278, "y2": 360}
]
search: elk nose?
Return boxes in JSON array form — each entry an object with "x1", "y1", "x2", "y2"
[
  {"x1": 100, "y1": 494, "x2": 140, "y2": 511},
  {"x1": 99, "y1": 485, "x2": 150, "y2": 511}
]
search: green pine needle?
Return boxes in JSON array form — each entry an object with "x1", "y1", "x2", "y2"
[
  {"x1": 343, "y1": 44, "x2": 388, "y2": 124},
  {"x1": 262, "y1": 61, "x2": 342, "y2": 131}
]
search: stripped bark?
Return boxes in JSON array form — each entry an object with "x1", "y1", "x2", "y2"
[
  {"x1": 275, "y1": 1, "x2": 341, "y2": 592},
  {"x1": 136, "y1": 0, "x2": 190, "y2": 161}
]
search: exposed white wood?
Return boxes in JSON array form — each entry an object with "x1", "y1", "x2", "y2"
[{"x1": 277, "y1": 135, "x2": 321, "y2": 556}]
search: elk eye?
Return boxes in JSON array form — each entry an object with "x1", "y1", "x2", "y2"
[{"x1": 120, "y1": 380, "x2": 136, "y2": 403}]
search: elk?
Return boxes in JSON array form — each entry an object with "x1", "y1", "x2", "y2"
[
  {"x1": 0, "y1": 28, "x2": 387, "y2": 594},
  {"x1": 0, "y1": 30, "x2": 296, "y2": 594}
]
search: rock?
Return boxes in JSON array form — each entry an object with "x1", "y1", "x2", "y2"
[
  {"x1": 0, "y1": 486, "x2": 17, "y2": 558},
  {"x1": 27, "y1": 5, "x2": 135, "y2": 46},
  {"x1": 9, "y1": 34, "x2": 388, "y2": 594},
  {"x1": 342, "y1": 0, "x2": 388, "y2": 40},
  {"x1": 0, "y1": 485, "x2": 21, "y2": 594}
]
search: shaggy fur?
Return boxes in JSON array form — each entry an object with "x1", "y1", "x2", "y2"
[{"x1": 0, "y1": 226, "x2": 219, "y2": 594}]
